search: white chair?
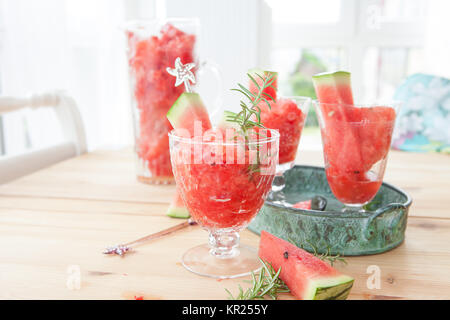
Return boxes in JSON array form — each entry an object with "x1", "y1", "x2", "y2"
[{"x1": 0, "y1": 91, "x2": 87, "y2": 184}]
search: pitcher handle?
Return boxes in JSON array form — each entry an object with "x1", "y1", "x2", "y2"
[{"x1": 197, "y1": 59, "x2": 224, "y2": 120}]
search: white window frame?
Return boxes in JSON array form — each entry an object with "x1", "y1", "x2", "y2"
[{"x1": 271, "y1": 0, "x2": 427, "y2": 100}]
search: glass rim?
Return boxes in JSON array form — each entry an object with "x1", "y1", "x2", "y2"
[
  {"x1": 282, "y1": 95, "x2": 312, "y2": 103},
  {"x1": 123, "y1": 17, "x2": 200, "y2": 31},
  {"x1": 281, "y1": 95, "x2": 311, "y2": 113},
  {"x1": 312, "y1": 100, "x2": 403, "y2": 109},
  {"x1": 168, "y1": 128, "x2": 280, "y2": 146}
]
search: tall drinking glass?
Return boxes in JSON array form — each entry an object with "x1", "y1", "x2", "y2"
[
  {"x1": 264, "y1": 96, "x2": 310, "y2": 197},
  {"x1": 314, "y1": 101, "x2": 401, "y2": 212},
  {"x1": 169, "y1": 128, "x2": 280, "y2": 278}
]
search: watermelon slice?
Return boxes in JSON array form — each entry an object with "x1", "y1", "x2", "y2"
[
  {"x1": 167, "y1": 92, "x2": 212, "y2": 136},
  {"x1": 312, "y1": 71, "x2": 354, "y2": 105},
  {"x1": 312, "y1": 71, "x2": 364, "y2": 174},
  {"x1": 166, "y1": 92, "x2": 213, "y2": 219},
  {"x1": 167, "y1": 189, "x2": 190, "y2": 218},
  {"x1": 248, "y1": 69, "x2": 278, "y2": 102},
  {"x1": 259, "y1": 231, "x2": 354, "y2": 300},
  {"x1": 292, "y1": 200, "x2": 312, "y2": 210}
]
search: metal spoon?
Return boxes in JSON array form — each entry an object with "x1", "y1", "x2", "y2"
[{"x1": 103, "y1": 219, "x2": 197, "y2": 257}]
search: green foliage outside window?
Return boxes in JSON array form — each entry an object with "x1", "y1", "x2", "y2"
[{"x1": 288, "y1": 50, "x2": 327, "y2": 127}]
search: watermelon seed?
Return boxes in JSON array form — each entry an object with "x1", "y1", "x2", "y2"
[{"x1": 283, "y1": 251, "x2": 289, "y2": 259}]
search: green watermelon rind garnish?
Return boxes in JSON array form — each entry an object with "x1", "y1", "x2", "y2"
[
  {"x1": 166, "y1": 206, "x2": 190, "y2": 219},
  {"x1": 312, "y1": 70, "x2": 351, "y2": 83},
  {"x1": 166, "y1": 92, "x2": 211, "y2": 131},
  {"x1": 306, "y1": 275, "x2": 354, "y2": 300},
  {"x1": 248, "y1": 68, "x2": 278, "y2": 78},
  {"x1": 166, "y1": 189, "x2": 190, "y2": 219},
  {"x1": 312, "y1": 70, "x2": 354, "y2": 105}
]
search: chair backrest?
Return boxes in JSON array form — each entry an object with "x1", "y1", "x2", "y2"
[
  {"x1": 0, "y1": 91, "x2": 87, "y2": 184},
  {"x1": 392, "y1": 73, "x2": 450, "y2": 154}
]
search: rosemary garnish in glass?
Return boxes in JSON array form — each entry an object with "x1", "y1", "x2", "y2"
[
  {"x1": 224, "y1": 73, "x2": 276, "y2": 175},
  {"x1": 225, "y1": 72, "x2": 276, "y2": 135}
]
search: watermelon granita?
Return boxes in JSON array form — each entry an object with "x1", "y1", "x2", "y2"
[
  {"x1": 169, "y1": 130, "x2": 279, "y2": 229},
  {"x1": 313, "y1": 71, "x2": 398, "y2": 206},
  {"x1": 167, "y1": 92, "x2": 279, "y2": 229},
  {"x1": 259, "y1": 231, "x2": 354, "y2": 300},
  {"x1": 126, "y1": 22, "x2": 197, "y2": 183},
  {"x1": 248, "y1": 70, "x2": 310, "y2": 168}
]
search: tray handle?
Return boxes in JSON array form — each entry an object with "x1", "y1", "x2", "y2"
[{"x1": 364, "y1": 203, "x2": 407, "y2": 240}]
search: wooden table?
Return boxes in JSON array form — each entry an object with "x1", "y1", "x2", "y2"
[{"x1": 0, "y1": 149, "x2": 449, "y2": 300}]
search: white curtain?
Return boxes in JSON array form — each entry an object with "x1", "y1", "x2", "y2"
[
  {"x1": 0, "y1": 0, "x2": 147, "y2": 152},
  {"x1": 0, "y1": 0, "x2": 270, "y2": 153}
]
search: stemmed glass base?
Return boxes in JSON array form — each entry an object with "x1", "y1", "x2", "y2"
[
  {"x1": 342, "y1": 203, "x2": 367, "y2": 213},
  {"x1": 268, "y1": 161, "x2": 294, "y2": 204},
  {"x1": 181, "y1": 229, "x2": 261, "y2": 279}
]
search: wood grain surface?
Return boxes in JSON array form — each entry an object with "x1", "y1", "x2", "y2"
[{"x1": 0, "y1": 149, "x2": 449, "y2": 300}]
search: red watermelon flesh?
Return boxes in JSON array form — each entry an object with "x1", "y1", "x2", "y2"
[
  {"x1": 248, "y1": 69, "x2": 278, "y2": 102},
  {"x1": 127, "y1": 23, "x2": 196, "y2": 177},
  {"x1": 292, "y1": 200, "x2": 312, "y2": 210},
  {"x1": 358, "y1": 106, "x2": 396, "y2": 171},
  {"x1": 259, "y1": 231, "x2": 354, "y2": 300}
]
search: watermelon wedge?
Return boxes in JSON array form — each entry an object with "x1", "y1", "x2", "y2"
[
  {"x1": 259, "y1": 231, "x2": 354, "y2": 300},
  {"x1": 167, "y1": 92, "x2": 212, "y2": 136},
  {"x1": 312, "y1": 71, "x2": 354, "y2": 105},
  {"x1": 312, "y1": 71, "x2": 364, "y2": 174},
  {"x1": 167, "y1": 92, "x2": 213, "y2": 219},
  {"x1": 167, "y1": 189, "x2": 190, "y2": 218},
  {"x1": 292, "y1": 200, "x2": 312, "y2": 210},
  {"x1": 248, "y1": 69, "x2": 278, "y2": 102}
]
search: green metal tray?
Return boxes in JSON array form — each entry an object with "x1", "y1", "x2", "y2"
[{"x1": 248, "y1": 165, "x2": 412, "y2": 256}]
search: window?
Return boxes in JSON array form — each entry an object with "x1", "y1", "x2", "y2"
[{"x1": 267, "y1": 0, "x2": 429, "y2": 109}]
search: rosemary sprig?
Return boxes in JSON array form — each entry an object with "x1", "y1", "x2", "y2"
[
  {"x1": 225, "y1": 258, "x2": 290, "y2": 300},
  {"x1": 226, "y1": 72, "x2": 276, "y2": 135}
]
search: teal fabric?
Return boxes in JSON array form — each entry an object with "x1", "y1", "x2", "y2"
[{"x1": 393, "y1": 73, "x2": 450, "y2": 154}]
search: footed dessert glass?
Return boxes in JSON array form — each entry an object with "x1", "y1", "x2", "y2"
[{"x1": 169, "y1": 128, "x2": 279, "y2": 278}]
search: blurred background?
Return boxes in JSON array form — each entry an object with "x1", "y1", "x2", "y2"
[{"x1": 0, "y1": 0, "x2": 449, "y2": 156}]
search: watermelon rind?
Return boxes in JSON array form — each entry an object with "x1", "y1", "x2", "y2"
[
  {"x1": 312, "y1": 70, "x2": 351, "y2": 85},
  {"x1": 306, "y1": 275, "x2": 354, "y2": 300},
  {"x1": 166, "y1": 206, "x2": 190, "y2": 219},
  {"x1": 248, "y1": 68, "x2": 278, "y2": 78},
  {"x1": 166, "y1": 92, "x2": 205, "y2": 128}
]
